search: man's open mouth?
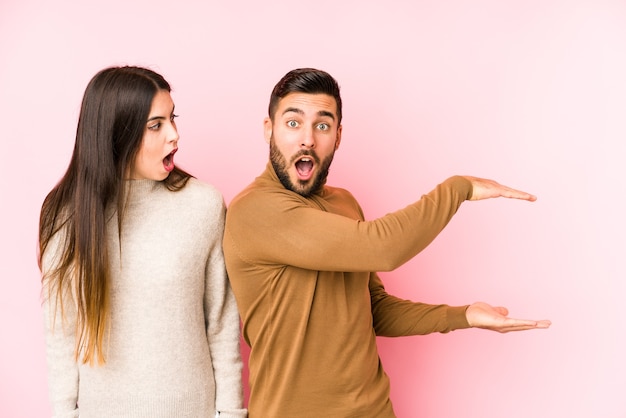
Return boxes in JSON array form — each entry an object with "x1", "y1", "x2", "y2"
[{"x1": 295, "y1": 156, "x2": 314, "y2": 177}]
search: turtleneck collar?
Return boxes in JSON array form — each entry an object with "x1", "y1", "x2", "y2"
[{"x1": 123, "y1": 179, "x2": 164, "y2": 205}]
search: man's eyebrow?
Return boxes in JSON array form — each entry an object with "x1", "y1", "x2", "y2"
[
  {"x1": 318, "y1": 110, "x2": 336, "y2": 121},
  {"x1": 282, "y1": 107, "x2": 336, "y2": 121},
  {"x1": 282, "y1": 107, "x2": 304, "y2": 116}
]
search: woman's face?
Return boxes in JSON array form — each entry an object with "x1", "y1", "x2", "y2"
[{"x1": 128, "y1": 90, "x2": 179, "y2": 180}]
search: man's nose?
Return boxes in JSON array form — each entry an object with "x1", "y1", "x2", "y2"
[{"x1": 300, "y1": 127, "x2": 315, "y2": 148}]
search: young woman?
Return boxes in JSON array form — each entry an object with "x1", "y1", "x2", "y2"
[{"x1": 38, "y1": 66, "x2": 246, "y2": 417}]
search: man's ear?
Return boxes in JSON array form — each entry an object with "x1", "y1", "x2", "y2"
[
  {"x1": 263, "y1": 117, "x2": 272, "y2": 144},
  {"x1": 335, "y1": 125, "x2": 342, "y2": 150}
]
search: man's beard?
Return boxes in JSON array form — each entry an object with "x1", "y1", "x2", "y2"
[{"x1": 269, "y1": 139, "x2": 334, "y2": 197}]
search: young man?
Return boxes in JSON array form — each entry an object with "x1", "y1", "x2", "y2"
[{"x1": 223, "y1": 68, "x2": 550, "y2": 418}]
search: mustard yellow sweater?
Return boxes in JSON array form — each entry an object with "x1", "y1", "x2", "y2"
[{"x1": 224, "y1": 163, "x2": 473, "y2": 418}]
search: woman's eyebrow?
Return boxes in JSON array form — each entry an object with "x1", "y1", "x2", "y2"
[{"x1": 147, "y1": 105, "x2": 175, "y2": 122}]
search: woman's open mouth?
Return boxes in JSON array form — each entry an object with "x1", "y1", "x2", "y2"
[{"x1": 163, "y1": 148, "x2": 177, "y2": 172}]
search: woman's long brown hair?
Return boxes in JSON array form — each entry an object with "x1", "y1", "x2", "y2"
[{"x1": 38, "y1": 66, "x2": 190, "y2": 365}]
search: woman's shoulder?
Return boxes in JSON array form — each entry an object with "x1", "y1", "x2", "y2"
[
  {"x1": 184, "y1": 177, "x2": 223, "y2": 197},
  {"x1": 177, "y1": 177, "x2": 226, "y2": 211}
]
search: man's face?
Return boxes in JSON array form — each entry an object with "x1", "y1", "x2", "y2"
[{"x1": 265, "y1": 92, "x2": 342, "y2": 196}]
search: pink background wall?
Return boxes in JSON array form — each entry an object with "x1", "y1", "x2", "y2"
[{"x1": 1, "y1": 1, "x2": 625, "y2": 417}]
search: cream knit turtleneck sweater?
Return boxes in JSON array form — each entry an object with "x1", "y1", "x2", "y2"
[{"x1": 42, "y1": 178, "x2": 246, "y2": 418}]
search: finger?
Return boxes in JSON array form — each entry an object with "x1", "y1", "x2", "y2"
[
  {"x1": 496, "y1": 318, "x2": 551, "y2": 333},
  {"x1": 497, "y1": 325, "x2": 549, "y2": 333},
  {"x1": 509, "y1": 192, "x2": 537, "y2": 202},
  {"x1": 500, "y1": 187, "x2": 537, "y2": 201}
]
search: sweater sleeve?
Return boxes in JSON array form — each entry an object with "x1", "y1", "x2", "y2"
[
  {"x1": 41, "y1": 232, "x2": 80, "y2": 418},
  {"x1": 204, "y1": 199, "x2": 247, "y2": 418},
  {"x1": 369, "y1": 272, "x2": 470, "y2": 336},
  {"x1": 227, "y1": 175, "x2": 472, "y2": 273}
]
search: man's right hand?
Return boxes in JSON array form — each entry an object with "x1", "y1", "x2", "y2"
[{"x1": 463, "y1": 176, "x2": 537, "y2": 202}]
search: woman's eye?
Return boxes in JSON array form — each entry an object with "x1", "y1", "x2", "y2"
[
  {"x1": 148, "y1": 122, "x2": 162, "y2": 131},
  {"x1": 287, "y1": 120, "x2": 298, "y2": 128},
  {"x1": 318, "y1": 123, "x2": 329, "y2": 131},
  {"x1": 170, "y1": 114, "x2": 179, "y2": 122}
]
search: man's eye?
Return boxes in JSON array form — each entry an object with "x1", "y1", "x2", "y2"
[
  {"x1": 287, "y1": 120, "x2": 298, "y2": 128},
  {"x1": 318, "y1": 123, "x2": 329, "y2": 131}
]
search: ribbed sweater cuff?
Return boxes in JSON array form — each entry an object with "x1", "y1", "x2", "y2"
[
  {"x1": 218, "y1": 409, "x2": 248, "y2": 418},
  {"x1": 447, "y1": 305, "x2": 471, "y2": 330},
  {"x1": 446, "y1": 175, "x2": 473, "y2": 201}
]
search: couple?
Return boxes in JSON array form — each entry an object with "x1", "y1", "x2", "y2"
[{"x1": 39, "y1": 66, "x2": 550, "y2": 418}]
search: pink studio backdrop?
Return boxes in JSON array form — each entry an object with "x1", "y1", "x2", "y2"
[{"x1": 1, "y1": 1, "x2": 624, "y2": 417}]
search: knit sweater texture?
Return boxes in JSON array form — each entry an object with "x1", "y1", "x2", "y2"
[
  {"x1": 42, "y1": 178, "x2": 246, "y2": 418},
  {"x1": 223, "y1": 163, "x2": 474, "y2": 418}
]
